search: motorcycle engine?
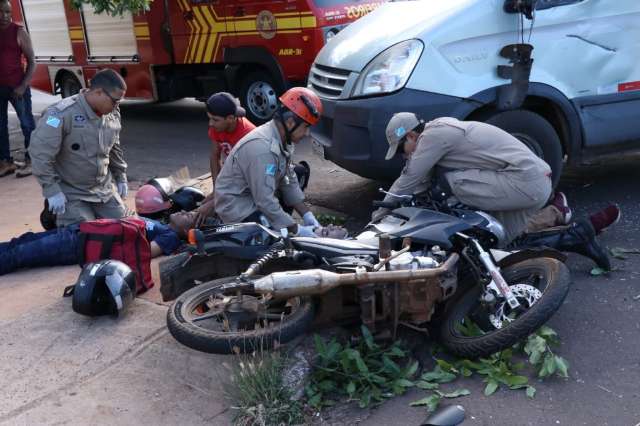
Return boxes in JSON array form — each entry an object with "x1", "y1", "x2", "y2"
[{"x1": 389, "y1": 252, "x2": 439, "y2": 270}]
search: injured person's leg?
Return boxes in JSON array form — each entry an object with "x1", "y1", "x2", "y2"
[{"x1": 513, "y1": 202, "x2": 621, "y2": 271}]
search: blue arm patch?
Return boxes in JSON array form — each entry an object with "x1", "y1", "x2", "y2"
[
  {"x1": 265, "y1": 164, "x2": 277, "y2": 176},
  {"x1": 46, "y1": 116, "x2": 61, "y2": 129}
]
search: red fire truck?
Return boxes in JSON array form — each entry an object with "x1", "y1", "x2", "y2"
[{"x1": 10, "y1": 0, "x2": 384, "y2": 122}]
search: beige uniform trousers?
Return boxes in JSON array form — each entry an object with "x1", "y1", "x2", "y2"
[{"x1": 56, "y1": 194, "x2": 126, "y2": 227}]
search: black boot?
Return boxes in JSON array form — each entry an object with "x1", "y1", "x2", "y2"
[{"x1": 513, "y1": 219, "x2": 611, "y2": 270}]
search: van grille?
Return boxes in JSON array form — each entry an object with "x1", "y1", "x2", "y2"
[{"x1": 308, "y1": 64, "x2": 351, "y2": 99}]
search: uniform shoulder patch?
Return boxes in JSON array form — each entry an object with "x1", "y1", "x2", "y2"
[
  {"x1": 265, "y1": 164, "x2": 277, "y2": 176},
  {"x1": 45, "y1": 116, "x2": 61, "y2": 129},
  {"x1": 55, "y1": 96, "x2": 77, "y2": 112}
]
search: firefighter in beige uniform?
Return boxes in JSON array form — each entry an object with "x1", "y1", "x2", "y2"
[
  {"x1": 29, "y1": 69, "x2": 128, "y2": 227},
  {"x1": 214, "y1": 88, "x2": 323, "y2": 237},
  {"x1": 376, "y1": 113, "x2": 611, "y2": 270},
  {"x1": 377, "y1": 114, "x2": 552, "y2": 243}
]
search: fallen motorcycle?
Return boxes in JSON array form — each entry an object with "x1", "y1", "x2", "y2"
[{"x1": 167, "y1": 190, "x2": 570, "y2": 358}]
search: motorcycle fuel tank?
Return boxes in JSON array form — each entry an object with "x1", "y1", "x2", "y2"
[{"x1": 387, "y1": 208, "x2": 473, "y2": 249}]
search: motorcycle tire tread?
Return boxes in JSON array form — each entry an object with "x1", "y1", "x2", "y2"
[
  {"x1": 438, "y1": 258, "x2": 570, "y2": 359},
  {"x1": 166, "y1": 277, "x2": 315, "y2": 354}
]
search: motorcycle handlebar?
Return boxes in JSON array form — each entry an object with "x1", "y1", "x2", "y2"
[{"x1": 372, "y1": 200, "x2": 399, "y2": 209}]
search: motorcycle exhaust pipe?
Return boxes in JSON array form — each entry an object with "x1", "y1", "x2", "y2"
[{"x1": 251, "y1": 254, "x2": 459, "y2": 298}]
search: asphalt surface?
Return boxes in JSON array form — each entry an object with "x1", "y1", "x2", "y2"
[
  {"x1": 120, "y1": 100, "x2": 640, "y2": 425},
  {"x1": 57, "y1": 100, "x2": 640, "y2": 425}
]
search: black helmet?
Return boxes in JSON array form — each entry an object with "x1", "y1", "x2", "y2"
[
  {"x1": 169, "y1": 186, "x2": 205, "y2": 212},
  {"x1": 293, "y1": 161, "x2": 311, "y2": 192},
  {"x1": 65, "y1": 260, "x2": 136, "y2": 317},
  {"x1": 40, "y1": 199, "x2": 57, "y2": 230}
]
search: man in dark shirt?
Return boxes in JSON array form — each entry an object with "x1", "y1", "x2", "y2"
[
  {"x1": 0, "y1": 0, "x2": 36, "y2": 177},
  {"x1": 0, "y1": 212, "x2": 197, "y2": 275}
]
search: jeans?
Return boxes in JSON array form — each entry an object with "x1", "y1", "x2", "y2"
[
  {"x1": 0, "y1": 225, "x2": 79, "y2": 275},
  {"x1": 0, "y1": 86, "x2": 36, "y2": 161}
]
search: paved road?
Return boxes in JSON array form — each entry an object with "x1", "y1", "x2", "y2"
[
  {"x1": 120, "y1": 100, "x2": 640, "y2": 425},
  {"x1": 10, "y1": 99, "x2": 633, "y2": 425}
]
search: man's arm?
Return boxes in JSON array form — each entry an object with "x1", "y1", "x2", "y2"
[
  {"x1": 150, "y1": 241, "x2": 163, "y2": 258},
  {"x1": 108, "y1": 108, "x2": 127, "y2": 183},
  {"x1": 209, "y1": 143, "x2": 220, "y2": 187},
  {"x1": 15, "y1": 27, "x2": 35, "y2": 97},
  {"x1": 385, "y1": 133, "x2": 449, "y2": 201},
  {"x1": 29, "y1": 111, "x2": 65, "y2": 198},
  {"x1": 293, "y1": 202, "x2": 310, "y2": 217}
]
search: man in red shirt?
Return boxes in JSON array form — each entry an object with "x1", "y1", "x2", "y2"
[
  {"x1": 195, "y1": 92, "x2": 255, "y2": 226},
  {"x1": 0, "y1": 0, "x2": 36, "y2": 178}
]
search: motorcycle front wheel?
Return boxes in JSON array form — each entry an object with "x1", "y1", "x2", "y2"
[
  {"x1": 438, "y1": 257, "x2": 570, "y2": 359},
  {"x1": 167, "y1": 277, "x2": 315, "y2": 354}
]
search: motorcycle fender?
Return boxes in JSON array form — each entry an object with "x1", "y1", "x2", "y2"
[{"x1": 496, "y1": 248, "x2": 567, "y2": 269}]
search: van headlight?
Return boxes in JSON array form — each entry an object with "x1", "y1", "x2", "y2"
[{"x1": 351, "y1": 39, "x2": 423, "y2": 97}]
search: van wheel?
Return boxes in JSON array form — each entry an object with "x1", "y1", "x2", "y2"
[
  {"x1": 484, "y1": 110, "x2": 563, "y2": 188},
  {"x1": 59, "y1": 72, "x2": 82, "y2": 98},
  {"x1": 239, "y1": 71, "x2": 280, "y2": 124}
]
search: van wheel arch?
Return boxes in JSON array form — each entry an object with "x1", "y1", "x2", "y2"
[
  {"x1": 466, "y1": 108, "x2": 564, "y2": 188},
  {"x1": 467, "y1": 85, "x2": 583, "y2": 166}
]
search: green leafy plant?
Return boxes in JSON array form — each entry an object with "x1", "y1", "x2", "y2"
[
  {"x1": 226, "y1": 352, "x2": 305, "y2": 426},
  {"x1": 609, "y1": 247, "x2": 640, "y2": 260},
  {"x1": 410, "y1": 326, "x2": 569, "y2": 412},
  {"x1": 70, "y1": 0, "x2": 152, "y2": 16},
  {"x1": 306, "y1": 325, "x2": 417, "y2": 408},
  {"x1": 316, "y1": 213, "x2": 347, "y2": 227}
]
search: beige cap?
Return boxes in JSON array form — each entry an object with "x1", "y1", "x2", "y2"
[{"x1": 384, "y1": 112, "x2": 421, "y2": 160}]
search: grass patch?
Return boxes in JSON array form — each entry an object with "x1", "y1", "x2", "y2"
[{"x1": 226, "y1": 351, "x2": 305, "y2": 426}]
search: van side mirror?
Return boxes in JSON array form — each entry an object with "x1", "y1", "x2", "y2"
[{"x1": 503, "y1": 0, "x2": 537, "y2": 19}]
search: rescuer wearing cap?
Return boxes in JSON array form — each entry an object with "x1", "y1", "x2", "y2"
[{"x1": 375, "y1": 113, "x2": 611, "y2": 270}]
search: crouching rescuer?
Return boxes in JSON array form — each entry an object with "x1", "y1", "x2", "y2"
[
  {"x1": 213, "y1": 87, "x2": 323, "y2": 237},
  {"x1": 376, "y1": 113, "x2": 611, "y2": 270}
]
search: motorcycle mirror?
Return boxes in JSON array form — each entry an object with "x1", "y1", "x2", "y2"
[
  {"x1": 420, "y1": 404, "x2": 466, "y2": 426},
  {"x1": 378, "y1": 187, "x2": 413, "y2": 200}
]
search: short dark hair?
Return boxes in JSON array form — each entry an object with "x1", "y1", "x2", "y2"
[{"x1": 89, "y1": 69, "x2": 126, "y2": 93}]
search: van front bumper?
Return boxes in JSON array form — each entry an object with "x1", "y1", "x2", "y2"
[{"x1": 312, "y1": 88, "x2": 481, "y2": 180}]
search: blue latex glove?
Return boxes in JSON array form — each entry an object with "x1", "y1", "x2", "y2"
[
  {"x1": 302, "y1": 211, "x2": 321, "y2": 228},
  {"x1": 117, "y1": 181, "x2": 128, "y2": 199},
  {"x1": 296, "y1": 224, "x2": 317, "y2": 238},
  {"x1": 47, "y1": 192, "x2": 67, "y2": 215}
]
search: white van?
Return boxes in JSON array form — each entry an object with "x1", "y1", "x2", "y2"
[{"x1": 308, "y1": 0, "x2": 640, "y2": 185}]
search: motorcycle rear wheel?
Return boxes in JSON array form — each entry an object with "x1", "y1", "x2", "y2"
[
  {"x1": 167, "y1": 277, "x2": 314, "y2": 354},
  {"x1": 438, "y1": 258, "x2": 570, "y2": 359}
]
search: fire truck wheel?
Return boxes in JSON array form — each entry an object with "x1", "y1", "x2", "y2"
[
  {"x1": 239, "y1": 71, "x2": 281, "y2": 124},
  {"x1": 59, "y1": 72, "x2": 82, "y2": 98}
]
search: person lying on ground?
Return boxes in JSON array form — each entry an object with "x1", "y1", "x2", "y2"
[
  {"x1": 0, "y1": 211, "x2": 197, "y2": 276},
  {"x1": 374, "y1": 113, "x2": 619, "y2": 270}
]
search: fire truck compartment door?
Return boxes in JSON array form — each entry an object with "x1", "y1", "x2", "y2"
[
  {"x1": 20, "y1": 0, "x2": 73, "y2": 60},
  {"x1": 82, "y1": 5, "x2": 138, "y2": 60}
]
